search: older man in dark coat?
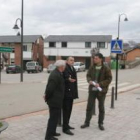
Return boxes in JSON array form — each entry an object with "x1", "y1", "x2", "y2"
[
  {"x1": 44, "y1": 60, "x2": 66, "y2": 140},
  {"x1": 62, "y1": 56, "x2": 78, "y2": 135}
]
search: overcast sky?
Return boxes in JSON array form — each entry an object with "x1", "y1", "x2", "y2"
[{"x1": 0, "y1": 0, "x2": 140, "y2": 42}]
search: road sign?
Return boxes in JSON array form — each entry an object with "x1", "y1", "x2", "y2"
[
  {"x1": 111, "y1": 40, "x2": 123, "y2": 54},
  {"x1": 0, "y1": 47, "x2": 14, "y2": 53}
]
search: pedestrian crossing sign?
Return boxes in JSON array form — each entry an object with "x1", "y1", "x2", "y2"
[{"x1": 111, "y1": 39, "x2": 123, "y2": 54}]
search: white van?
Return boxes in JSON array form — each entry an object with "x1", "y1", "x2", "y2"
[{"x1": 26, "y1": 61, "x2": 42, "y2": 73}]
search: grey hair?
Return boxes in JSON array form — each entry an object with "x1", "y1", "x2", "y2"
[{"x1": 54, "y1": 60, "x2": 66, "y2": 67}]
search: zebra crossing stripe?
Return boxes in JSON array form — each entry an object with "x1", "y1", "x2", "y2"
[
  {"x1": 78, "y1": 81, "x2": 117, "y2": 86},
  {"x1": 78, "y1": 83, "x2": 88, "y2": 86},
  {"x1": 78, "y1": 83, "x2": 140, "y2": 93},
  {"x1": 78, "y1": 80, "x2": 87, "y2": 83},
  {"x1": 79, "y1": 82, "x2": 130, "y2": 90},
  {"x1": 79, "y1": 82, "x2": 140, "y2": 93},
  {"x1": 118, "y1": 84, "x2": 140, "y2": 92},
  {"x1": 78, "y1": 88, "x2": 88, "y2": 92},
  {"x1": 109, "y1": 82, "x2": 130, "y2": 88},
  {"x1": 111, "y1": 81, "x2": 115, "y2": 84},
  {"x1": 42, "y1": 81, "x2": 47, "y2": 84}
]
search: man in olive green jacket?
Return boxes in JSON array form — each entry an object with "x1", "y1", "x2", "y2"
[{"x1": 81, "y1": 53, "x2": 112, "y2": 131}]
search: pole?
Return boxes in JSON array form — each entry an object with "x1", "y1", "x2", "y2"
[
  {"x1": 118, "y1": 15, "x2": 120, "y2": 39},
  {"x1": 20, "y1": 0, "x2": 24, "y2": 82},
  {"x1": 115, "y1": 54, "x2": 118, "y2": 100},
  {"x1": 111, "y1": 87, "x2": 115, "y2": 108},
  {"x1": 115, "y1": 15, "x2": 120, "y2": 100},
  {"x1": 0, "y1": 52, "x2": 1, "y2": 84}
]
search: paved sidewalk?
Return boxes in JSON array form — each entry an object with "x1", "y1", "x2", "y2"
[{"x1": 1, "y1": 89, "x2": 140, "y2": 140}]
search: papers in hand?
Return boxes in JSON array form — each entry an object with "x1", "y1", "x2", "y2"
[{"x1": 92, "y1": 81, "x2": 102, "y2": 91}]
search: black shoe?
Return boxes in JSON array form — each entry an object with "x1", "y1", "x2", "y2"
[
  {"x1": 68, "y1": 125, "x2": 75, "y2": 130},
  {"x1": 46, "y1": 136, "x2": 58, "y2": 140},
  {"x1": 99, "y1": 124, "x2": 105, "y2": 131},
  {"x1": 53, "y1": 132, "x2": 61, "y2": 137},
  {"x1": 81, "y1": 123, "x2": 89, "y2": 129},
  {"x1": 63, "y1": 130, "x2": 74, "y2": 135}
]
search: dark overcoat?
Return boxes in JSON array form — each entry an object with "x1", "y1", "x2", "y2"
[
  {"x1": 44, "y1": 68, "x2": 65, "y2": 108},
  {"x1": 63, "y1": 63, "x2": 78, "y2": 99}
]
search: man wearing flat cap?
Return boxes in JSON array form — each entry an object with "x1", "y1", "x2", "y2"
[{"x1": 44, "y1": 60, "x2": 66, "y2": 140}]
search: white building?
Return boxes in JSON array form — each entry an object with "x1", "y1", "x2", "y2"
[{"x1": 44, "y1": 35, "x2": 112, "y2": 68}]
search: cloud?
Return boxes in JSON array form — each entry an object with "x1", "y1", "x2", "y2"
[{"x1": 0, "y1": 0, "x2": 140, "y2": 42}]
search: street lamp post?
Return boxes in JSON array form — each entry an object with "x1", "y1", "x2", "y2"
[
  {"x1": 118, "y1": 14, "x2": 128, "y2": 39},
  {"x1": 115, "y1": 13, "x2": 128, "y2": 100},
  {"x1": 13, "y1": 0, "x2": 24, "y2": 82}
]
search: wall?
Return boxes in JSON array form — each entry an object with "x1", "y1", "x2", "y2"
[
  {"x1": 43, "y1": 55, "x2": 56, "y2": 68},
  {"x1": 126, "y1": 48, "x2": 140, "y2": 61},
  {"x1": 14, "y1": 43, "x2": 21, "y2": 65},
  {"x1": 44, "y1": 42, "x2": 111, "y2": 57},
  {"x1": 10, "y1": 43, "x2": 32, "y2": 60},
  {"x1": 31, "y1": 37, "x2": 44, "y2": 66}
]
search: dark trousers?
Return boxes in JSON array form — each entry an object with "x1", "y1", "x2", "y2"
[
  {"x1": 85, "y1": 91, "x2": 106, "y2": 125},
  {"x1": 45, "y1": 106, "x2": 60, "y2": 139},
  {"x1": 63, "y1": 98, "x2": 74, "y2": 131}
]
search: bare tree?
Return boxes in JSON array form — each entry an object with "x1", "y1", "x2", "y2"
[
  {"x1": 91, "y1": 47, "x2": 100, "y2": 57},
  {"x1": 128, "y1": 40, "x2": 137, "y2": 47}
]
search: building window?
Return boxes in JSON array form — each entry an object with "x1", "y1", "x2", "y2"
[
  {"x1": 49, "y1": 42, "x2": 56, "y2": 48},
  {"x1": 85, "y1": 42, "x2": 91, "y2": 48},
  {"x1": 97, "y1": 42, "x2": 105, "y2": 49},
  {"x1": 23, "y1": 45, "x2": 27, "y2": 51},
  {"x1": 48, "y1": 56, "x2": 56, "y2": 61},
  {"x1": 61, "y1": 56, "x2": 67, "y2": 60},
  {"x1": 62, "y1": 42, "x2": 67, "y2": 48}
]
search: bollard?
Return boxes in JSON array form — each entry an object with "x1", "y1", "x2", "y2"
[
  {"x1": 92, "y1": 100, "x2": 96, "y2": 115},
  {"x1": 111, "y1": 87, "x2": 115, "y2": 109},
  {"x1": 57, "y1": 109, "x2": 62, "y2": 127}
]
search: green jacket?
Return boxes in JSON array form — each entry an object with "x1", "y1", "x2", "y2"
[{"x1": 87, "y1": 64, "x2": 112, "y2": 95}]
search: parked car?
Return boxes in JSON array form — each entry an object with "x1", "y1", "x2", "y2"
[
  {"x1": 47, "y1": 64, "x2": 56, "y2": 73},
  {"x1": 6, "y1": 65, "x2": 21, "y2": 74},
  {"x1": 73, "y1": 62, "x2": 86, "y2": 72},
  {"x1": 26, "y1": 61, "x2": 42, "y2": 73},
  {"x1": 103, "y1": 62, "x2": 111, "y2": 68}
]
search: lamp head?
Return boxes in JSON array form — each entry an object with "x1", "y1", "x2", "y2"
[
  {"x1": 124, "y1": 17, "x2": 128, "y2": 21},
  {"x1": 13, "y1": 24, "x2": 19, "y2": 30},
  {"x1": 13, "y1": 24, "x2": 19, "y2": 34},
  {"x1": 17, "y1": 32, "x2": 20, "y2": 36}
]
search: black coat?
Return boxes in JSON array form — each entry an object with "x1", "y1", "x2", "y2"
[
  {"x1": 63, "y1": 63, "x2": 78, "y2": 99},
  {"x1": 44, "y1": 68, "x2": 65, "y2": 108}
]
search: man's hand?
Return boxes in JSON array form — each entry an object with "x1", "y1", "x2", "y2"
[
  {"x1": 94, "y1": 83, "x2": 100, "y2": 88},
  {"x1": 69, "y1": 78, "x2": 76, "y2": 83},
  {"x1": 89, "y1": 81, "x2": 100, "y2": 87},
  {"x1": 43, "y1": 95, "x2": 46, "y2": 102},
  {"x1": 89, "y1": 81, "x2": 93, "y2": 85}
]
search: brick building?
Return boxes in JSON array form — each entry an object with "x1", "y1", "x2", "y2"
[
  {"x1": 0, "y1": 35, "x2": 44, "y2": 70},
  {"x1": 119, "y1": 47, "x2": 140, "y2": 62}
]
